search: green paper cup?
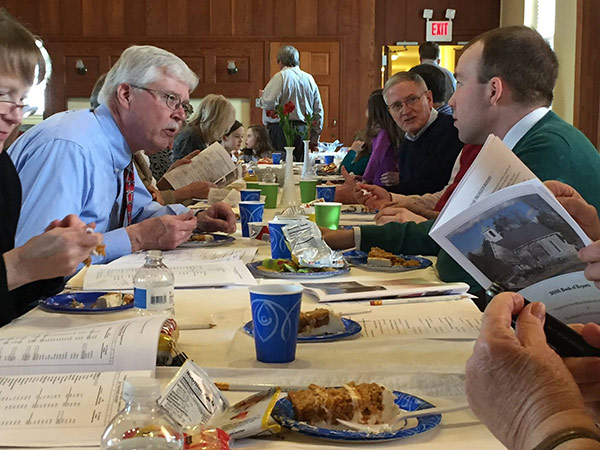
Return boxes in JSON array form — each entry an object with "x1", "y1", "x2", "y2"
[
  {"x1": 259, "y1": 182, "x2": 279, "y2": 209},
  {"x1": 314, "y1": 202, "x2": 342, "y2": 230},
  {"x1": 246, "y1": 182, "x2": 261, "y2": 190},
  {"x1": 299, "y1": 179, "x2": 319, "y2": 203}
]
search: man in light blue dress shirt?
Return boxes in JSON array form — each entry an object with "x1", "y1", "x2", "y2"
[{"x1": 9, "y1": 45, "x2": 236, "y2": 264}]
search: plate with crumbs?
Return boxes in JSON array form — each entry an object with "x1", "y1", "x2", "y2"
[
  {"x1": 179, "y1": 233, "x2": 235, "y2": 248},
  {"x1": 272, "y1": 389, "x2": 441, "y2": 442},
  {"x1": 39, "y1": 292, "x2": 134, "y2": 314}
]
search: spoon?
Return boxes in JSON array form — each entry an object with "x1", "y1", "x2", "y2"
[{"x1": 336, "y1": 402, "x2": 471, "y2": 433}]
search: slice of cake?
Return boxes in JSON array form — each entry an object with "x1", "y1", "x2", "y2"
[
  {"x1": 287, "y1": 382, "x2": 399, "y2": 426},
  {"x1": 298, "y1": 308, "x2": 346, "y2": 336}
]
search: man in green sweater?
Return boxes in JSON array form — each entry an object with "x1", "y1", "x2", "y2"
[{"x1": 324, "y1": 26, "x2": 600, "y2": 295}]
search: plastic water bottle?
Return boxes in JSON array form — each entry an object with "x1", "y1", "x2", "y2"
[
  {"x1": 133, "y1": 250, "x2": 175, "y2": 316},
  {"x1": 101, "y1": 377, "x2": 183, "y2": 449}
]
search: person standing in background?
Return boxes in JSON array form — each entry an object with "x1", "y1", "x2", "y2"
[
  {"x1": 257, "y1": 45, "x2": 323, "y2": 161},
  {"x1": 419, "y1": 42, "x2": 456, "y2": 103}
]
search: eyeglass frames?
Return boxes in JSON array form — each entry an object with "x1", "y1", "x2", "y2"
[
  {"x1": 0, "y1": 100, "x2": 37, "y2": 119},
  {"x1": 386, "y1": 91, "x2": 427, "y2": 113},
  {"x1": 129, "y1": 84, "x2": 193, "y2": 118}
]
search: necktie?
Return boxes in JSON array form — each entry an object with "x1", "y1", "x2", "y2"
[{"x1": 121, "y1": 161, "x2": 135, "y2": 226}]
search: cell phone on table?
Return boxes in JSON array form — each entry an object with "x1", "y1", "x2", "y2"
[{"x1": 486, "y1": 282, "x2": 600, "y2": 358}]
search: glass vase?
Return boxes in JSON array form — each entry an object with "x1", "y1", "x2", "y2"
[{"x1": 279, "y1": 146, "x2": 299, "y2": 207}]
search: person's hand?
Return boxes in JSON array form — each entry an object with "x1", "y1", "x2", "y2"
[
  {"x1": 167, "y1": 149, "x2": 202, "y2": 172},
  {"x1": 379, "y1": 171, "x2": 399, "y2": 186},
  {"x1": 356, "y1": 183, "x2": 392, "y2": 210},
  {"x1": 564, "y1": 322, "x2": 600, "y2": 419},
  {"x1": 334, "y1": 166, "x2": 361, "y2": 204},
  {"x1": 176, "y1": 181, "x2": 216, "y2": 202},
  {"x1": 126, "y1": 212, "x2": 197, "y2": 252},
  {"x1": 4, "y1": 218, "x2": 102, "y2": 290},
  {"x1": 466, "y1": 292, "x2": 597, "y2": 450},
  {"x1": 320, "y1": 228, "x2": 355, "y2": 250},
  {"x1": 349, "y1": 139, "x2": 364, "y2": 152},
  {"x1": 545, "y1": 180, "x2": 600, "y2": 240},
  {"x1": 197, "y1": 202, "x2": 236, "y2": 234},
  {"x1": 578, "y1": 242, "x2": 600, "y2": 288},
  {"x1": 375, "y1": 206, "x2": 427, "y2": 225},
  {"x1": 147, "y1": 185, "x2": 165, "y2": 205}
]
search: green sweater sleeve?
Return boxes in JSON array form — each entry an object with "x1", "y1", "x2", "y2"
[{"x1": 359, "y1": 220, "x2": 482, "y2": 292}]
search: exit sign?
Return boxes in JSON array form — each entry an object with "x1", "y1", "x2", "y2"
[{"x1": 426, "y1": 20, "x2": 453, "y2": 42}]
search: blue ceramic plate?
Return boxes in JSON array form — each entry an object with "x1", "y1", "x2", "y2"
[
  {"x1": 179, "y1": 233, "x2": 235, "y2": 248},
  {"x1": 272, "y1": 390, "x2": 440, "y2": 442},
  {"x1": 39, "y1": 292, "x2": 133, "y2": 314},
  {"x1": 343, "y1": 250, "x2": 432, "y2": 273},
  {"x1": 247, "y1": 261, "x2": 350, "y2": 279},
  {"x1": 243, "y1": 317, "x2": 362, "y2": 342}
]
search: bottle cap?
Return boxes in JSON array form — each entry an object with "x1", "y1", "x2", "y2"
[
  {"x1": 146, "y1": 250, "x2": 163, "y2": 259},
  {"x1": 123, "y1": 376, "x2": 161, "y2": 401}
]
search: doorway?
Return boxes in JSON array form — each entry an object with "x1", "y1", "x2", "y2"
[{"x1": 268, "y1": 42, "x2": 340, "y2": 143}]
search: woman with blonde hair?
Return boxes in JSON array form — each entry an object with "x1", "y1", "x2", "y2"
[
  {"x1": 0, "y1": 9, "x2": 101, "y2": 325},
  {"x1": 172, "y1": 93, "x2": 236, "y2": 162}
]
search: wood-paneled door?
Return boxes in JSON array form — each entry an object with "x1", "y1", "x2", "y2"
[{"x1": 268, "y1": 42, "x2": 340, "y2": 143}]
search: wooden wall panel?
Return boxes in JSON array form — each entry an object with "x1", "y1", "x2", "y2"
[
  {"x1": 574, "y1": 0, "x2": 600, "y2": 148},
  {"x1": 3, "y1": 0, "x2": 499, "y2": 145}
]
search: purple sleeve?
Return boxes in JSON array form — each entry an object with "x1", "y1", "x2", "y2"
[{"x1": 361, "y1": 129, "x2": 398, "y2": 186}]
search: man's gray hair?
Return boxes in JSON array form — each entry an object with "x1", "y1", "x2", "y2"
[
  {"x1": 98, "y1": 45, "x2": 199, "y2": 105},
  {"x1": 277, "y1": 45, "x2": 300, "y2": 67},
  {"x1": 382, "y1": 71, "x2": 427, "y2": 103}
]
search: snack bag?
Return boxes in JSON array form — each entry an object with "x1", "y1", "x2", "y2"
[
  {"x1": 283, "y1": 221, "x2": 345, "y2": 268},
  {"x1": 207, "y1": 388, "x2": 281, "y2": 439}
]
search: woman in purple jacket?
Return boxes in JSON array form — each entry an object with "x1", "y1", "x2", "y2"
[{"x1": 360, "y1": 89, "x2": 403, "y2": 186}]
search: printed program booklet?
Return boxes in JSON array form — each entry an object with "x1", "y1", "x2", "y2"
[
  {"x1": 301, "y1": 278, "x2": 469, "y2": 302},
  {"x1": 429, "y1": 134, "x2": 600, "y2": 323}
]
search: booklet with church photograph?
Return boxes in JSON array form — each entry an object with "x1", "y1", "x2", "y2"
[{"x1": 429, "y1": 134, "x2": 600, "y2": 323}]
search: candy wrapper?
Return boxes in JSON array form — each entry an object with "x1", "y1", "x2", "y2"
[
  {"x1": 157, "y1": 318, "x2": 181, "y2": 366},
  {"x1": 206, "y1": 388, "x2": 281, "y2": 439},
  {"x1": 282, "y1": 220, "x2": 345, "y2": 268},
  {"x1": 159, "y1": 360, "x2": 229, "y2": 428},
  {"x1": 184, "y1": 428, "x2": 230, "y2": 450}
]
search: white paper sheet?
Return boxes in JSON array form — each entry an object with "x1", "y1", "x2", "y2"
[
  {"x1": 107, "y1": 247, "x2": 258, "y2": 268},
  {"x1": 162, "y1": 142, "x2": 236, "y2": 190},
  {"x1": 0, "y1": 370, "x2": 151, "y2": 447},
  {"x1": 354, "y1": 299, "x2": 482, "y2": 340},
  {"x1": 83, "y1": 260, "x2": 257, "y2": 290},
  {"x1": 0, "y1": 317, "x2": 164, "y2": 376}
]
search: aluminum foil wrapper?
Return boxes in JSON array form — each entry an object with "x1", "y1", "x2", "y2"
[{"x1": 282, "y1": 220, "x2": 345, "y2": 268}]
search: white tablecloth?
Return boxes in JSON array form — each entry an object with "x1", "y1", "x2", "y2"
[{"x1": 0, "y1": 208, "x2": 505, "y2": 449}]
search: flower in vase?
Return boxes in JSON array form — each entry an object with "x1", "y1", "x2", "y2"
[{"x1": 267, "y1": 101, "x2": 301, "y2": 147}]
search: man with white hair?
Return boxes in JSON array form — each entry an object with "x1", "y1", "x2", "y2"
[
  {"x1": 257, "y1": 45, "x2": 323, "y2": 161},
  {"x1": 9, "y1": 45, "x2": 236, "y2": 264}
]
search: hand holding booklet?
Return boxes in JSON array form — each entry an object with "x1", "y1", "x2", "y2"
[
  {"x1": 162, "y1": 141, "x2": 239, "y2": 190},
  {"x1": 429, "y1": 134, "x2": 600, "y2": 323}
]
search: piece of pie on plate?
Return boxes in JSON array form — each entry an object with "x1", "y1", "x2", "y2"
[
  {"x1": 367, "y1": 247, "x2": 421, "y2": 268},
  {"x1": 189, "y1": 233, "x2": 215, "y2": 242},
  {"x1": 287, "y1": 382, "x2": 400, "y2": 426},
  {"x1": 298, "y1": 308, "x2": 345, "y2": 336}
]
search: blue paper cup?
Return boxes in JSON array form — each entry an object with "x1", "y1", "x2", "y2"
[
  {"x1": 240, "y1": 189, "x2": 262, "y2": 202},
  {"x1": 249, "y1": 284, "x2": 303, "y2": 363},
  {"x1": 324, "y1": 155, "x2": 334, "y2": 164},
  {"x1": 272, "y1": 153, "x2": 282, "y2": 164},
  {"x1": 316, "y1": 185, "x2": 337, "y2": 202},
  {"x1": 268, "y1": 219, "x2": 299, "y2": 259},
  {"x1": 239, "y1": 201, "x2": 265, "y2": 237}
]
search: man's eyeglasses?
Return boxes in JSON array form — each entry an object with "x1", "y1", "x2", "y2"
[
  {"x1": 386, "y1": 92, "x2": 427, "y2": 113},
  {"x1": 0, "y1": 101, "x2": 37, "y2": 119},
  {"x1": 130, "y1": 84, "x2": 193, "y2": 118}
]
